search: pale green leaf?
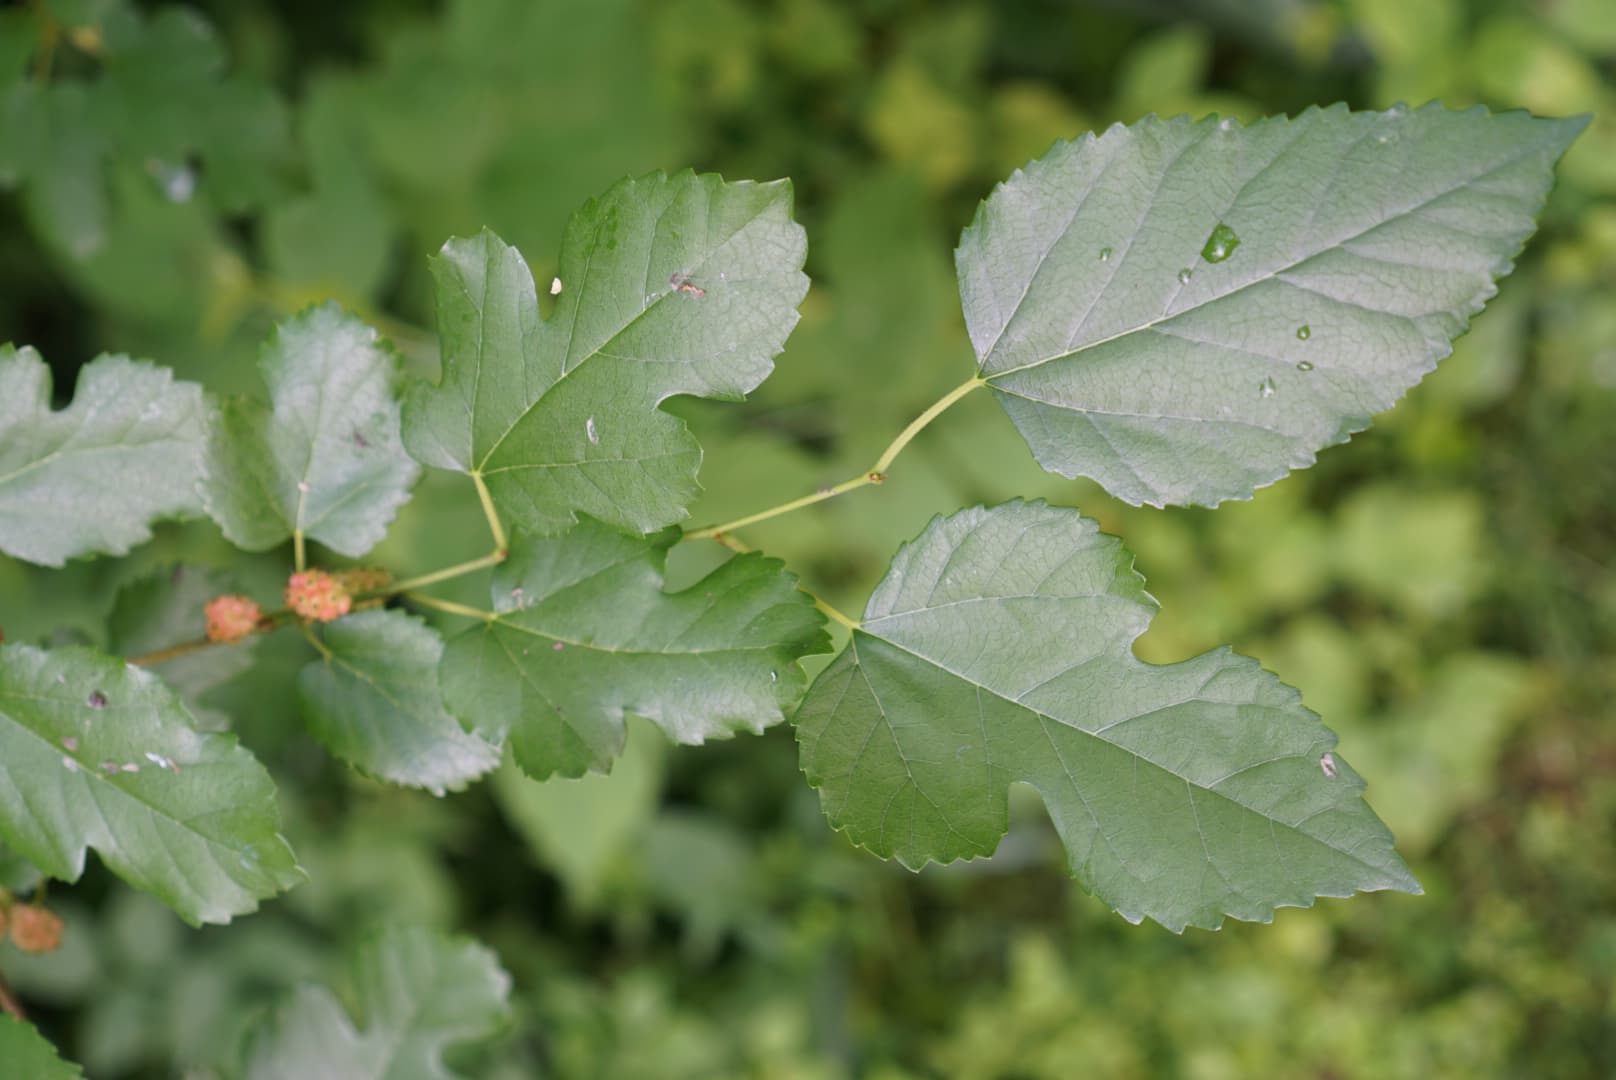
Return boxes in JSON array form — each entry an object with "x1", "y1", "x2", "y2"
[
  {"x1": 795, "y1": 501, "x2": 1419, "y2": 932},
  {"x1": 240, "y1": 925, "x2": 511, "y2": 1080},
  {"x1": 402, "y1": 171, "x2": 807, "y2": 535},
  {"x1": 956, "y1": 104, "x2": 1586, "y2": 507},
  {"x1": 0, "y1": 347, "x2": 207, "y2": 567},
  {"x1": 203, "y1": 304, "x2": 420, "y2": 557},
  {"x1": 0, "y1": 644, "x2": 303, "y2": 925},
  {"x1": 441, "y1": 518, "x2": 828, "y2": 779},
  {"x1": 0, "y1": 1015, "x2": 83, "y2": 1079},
  {"x1": 299, "y1": 610, "x2": 500, "y2": 795}
]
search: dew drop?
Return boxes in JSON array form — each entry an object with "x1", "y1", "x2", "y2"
[
  {"x1": 88, "y1": 690, "x2": 107, "y2": 709},
  {"x1": 1177, "y1": 268, "x2": 1193, "y2": 285},
  {"x1": 1200, "y1": 222, "x2": 1241, "y2": 264},
  {"x1": 1296, "y1": 360, "x2": 1315, "y2": 372},
  {"x1": 768, "y1": 670, "x2": 778, "y2": 682},
  {"x1": 148, "y1": 159, "x2": 196, "y2": 203},
  {"x1": 586, "y1": 415, "x2": 599, "y2": 444},
  {"x1": 1296, "y1": 324, "x2": 1311, "y2": 340},
  {"x1": 1099, "y1": 246, "x2": 1112, "y2": 262},
  {"x1": 1259, "y1": 377, "x2": 1277, "y2": 399}
]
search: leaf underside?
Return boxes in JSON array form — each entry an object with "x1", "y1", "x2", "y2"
[
  {"x1": 402, "y1": 170, "x2": 808, "y2": 536},
  {"x1": 0, "y1": 1015, "x2": 83, "y2": 1079},
  {"x1": 440, "y1": 517, "x2": 829, "y2": 780},
  {"x1": 956, "y1": 104, "x2": 1586, "y2": 507},
  {"x1": 0, "y1": 346, "x2": 207, "y2": 566},
  {"x1": 0, "y1": 644, "x2": 303, "y2": 926},
  {"x1": 202, "y1": 303, "x2": 420, "y2": 557},
  {"x1": 795, "y1": 501, "x2": 1420, "y2": 932},
  {"x1": 240, "y1": 925, "x2": 511, "y2": 1080}
]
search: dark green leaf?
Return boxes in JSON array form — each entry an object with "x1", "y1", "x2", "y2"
[
  {"x1": 795, "y1": 501, "x2": 1419, "y2": 931},
  {"x1": 402, "y1": 171, "x2": 807, "y2": 535},
  {"x1": 441, "y1": 518, "x2": 827, "y2": 779},
  {"x1": 0, "y1": 347, "x2": 207, "y2": 567},
  {"x1": 957, "y1": 105, "x2": 1586, "y2": 506}
]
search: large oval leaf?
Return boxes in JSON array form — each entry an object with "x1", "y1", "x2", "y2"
[
  {"x1": 795, "y1": 501, "x2": 1419, "y2": 932},
  {"x1": 956, "y1": 104, "x2": 1586, "y2": 506}
]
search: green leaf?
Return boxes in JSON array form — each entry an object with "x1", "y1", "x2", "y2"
[
  {"x1": 240, "y1": 925, "x2": 511, "y2": 1080},
  {"x1": 441, "y1": 518, "x2": 827, "y2": 779},
  {"x1": 956, "y1": 104, "x2": 1586, "y2": 507},
  {"x1": 402, "y1": 171, "x2": 807, "y2": 535},
  {"x1": 0, "y1": 643, "x2": 302, "y2": 926},
  {"x1": 492, "y1": 716, "x2": 665, "y2": 908},
  {"x1": 202, "y1": 304, "x2": 420, "y2": 558},
  {"x1": 107, "y1": 564, "x2": 258, "y2": 730},
  {"x1": 0, "y1": 347, "x2": 207, "y2": 567},
  {"x1": 299, "y1": 610, "x2": 500, "y2": 795},
  {"x1": 0, "y1": 1015, "x2": 83, "y2": 1079},
  {"x1": 794, "y1": 501, "x2": 1419, "y2": 932}
]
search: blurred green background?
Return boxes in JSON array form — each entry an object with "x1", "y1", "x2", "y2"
[{"x1": 2, "y1": 0, "x2": 1614, "y2": 1076}]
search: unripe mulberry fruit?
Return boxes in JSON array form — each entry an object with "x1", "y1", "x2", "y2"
[
  {"x1": 285, "y1": 570, "x2": 352, "y2": 622},
  {"x1": 334, "y1": 566, "x2": 393, "y2": 595},
  {"x1": 205, "y1": 594, "x2": 262, "y2": 643},
  {"x1": 9, "y1": 903, "x2": 64, "y2": 954}
]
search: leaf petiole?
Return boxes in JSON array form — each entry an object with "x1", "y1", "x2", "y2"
[{"x1": 685, "y1": 376, "x2": 983, "y2": 540}]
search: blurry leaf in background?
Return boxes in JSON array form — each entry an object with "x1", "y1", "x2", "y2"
[
  {"x1": 107, "y1": 563, "x2": 259, "y2": 730},
  {"x1": 798, "y1": 501, "x2": 1419, "y2": 931},
  {"x1": 0, "y1": 644, "x2": 302, "y2": 925},
  {"x1": 638, "y1": 811, "x2": 755, "y2": 961},
  {"x1": 203, "y1": 304, "x2": 419, "y2": 558},
  {"x1": 956, "y1": 105, "x2": 1586, "y2": 508},
  {"x1": 240, "y1": 925, "x2": 511, "y2": 1080},
  {"x1": 1334, "y1": 485, "x2": 1487, "y2": 618},
  {"x1": 493, "y1": 715, "x2": 666, "y2": 910},
  {"x1": 299, "y1": 610, "x2": 501, "y2": 795},
  {"x1": 0, "y1": 347, "x2": 207, "y2": 567}
]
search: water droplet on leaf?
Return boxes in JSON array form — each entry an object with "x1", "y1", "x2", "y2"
[
  {"x1": 586, "y1": 416, "x2": 599, "y2": 444},
  {"x1": 1099, "y1": 246, "x2": 1112, "y2": 262},
  {"x1": 1296, "y1": 325, "x2": 1311, "y2": 340},
  {"x1": 1260, "y1": 377, "x2": 1277, "y2": 399},
  {"x1": 88, "y1": 690, "x2": 107, "y2": 709},
  {"x1": 1177, "y1": 268, "x2": 1193, "y2": 285},
  {"x1": 549, "y1": 277, "x2": 563, "y2": 296},
  {"x1": 1296, "y1": 360, "x2": 1315, "y2": 371},
  {"x1": 1200, "y1": 223, "x2": 1241, "y2": 263}
]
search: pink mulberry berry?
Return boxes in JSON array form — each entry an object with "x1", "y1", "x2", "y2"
[
  {"x1": 9, "y1": 903, "x2": 64, "y2": 954},
  {"x1": 285, "y1": 570, "x2": 352, "y2": 622},
  {"x1": 205, "y1": 594, "x2": 263, "y2": 643}
]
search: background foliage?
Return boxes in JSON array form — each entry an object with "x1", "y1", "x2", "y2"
[{"x1": 1, "y1": 0, "x2": 1612, "y2": 1075}]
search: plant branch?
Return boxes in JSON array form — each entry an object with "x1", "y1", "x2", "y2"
[
  {"x1": 685, "y1": 376, "x2": 983, "y2": 540},
  {"x1": 813, "y1": 595, "x2": 860, "y2": 631},
  {"x1": 470, "y1": 471, "x2": 509, "y2": 554},
  {"x1": 384, "y1": 550, "x2": 506, "y2": 595},
  {"x1": 0, "y1": 968, "x2": 25, "y2": 1021},
  {"x1": 404, "y1": 593, "x2": 495, "y2": 620}
]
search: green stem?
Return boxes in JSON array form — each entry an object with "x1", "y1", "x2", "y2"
[
  {"x1": 299, "y1": 623, "x2": 332, "y2": 660},
  {"x1": 685, "y1": 376, "x2": 983, "y2": 540},
  {"x1": 404, "y1": 592, "x2": 494, "y2": 620},
  {"x1": 293, "y1": 529, "x2": 307, "y2": 572},
  {"x1": 384, "y1": 550, "x2": 506, "y2": 595},
  {"x1": 471, "y1": 471, "x2": 509, "y2": 554},
  {"x1": 813, "y1": 595, "x2": 860, "y2": 632}
]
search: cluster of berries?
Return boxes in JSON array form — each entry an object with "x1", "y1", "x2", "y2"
[
  {"x1": 203, "y1": 567, "x2": 393, "y2": 643},
  {"x1": 0, "y1": 900, "x2": 63, "y2": 954}
]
